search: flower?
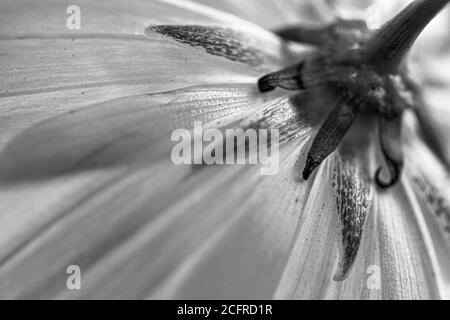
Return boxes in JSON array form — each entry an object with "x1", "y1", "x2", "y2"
[{"x1": 0, "y1": 0, "x2": 449, "y2": 300}]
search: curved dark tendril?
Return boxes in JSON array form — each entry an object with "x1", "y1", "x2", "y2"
[
  {"x1": 375, "y1": 115, "x2": 404, "y2": 189},
  {"x1": 258, "y1": 0, "x2": 449, "y2": 189},
  {"x1": 375, "y1": 161, "x2": 402, "y2": 189}
]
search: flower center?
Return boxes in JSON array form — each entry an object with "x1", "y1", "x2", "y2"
[{"x1": 258, "y1": 0, "x2": 449, "y2": 189}]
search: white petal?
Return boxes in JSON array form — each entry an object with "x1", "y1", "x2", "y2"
[
  {"x1": 274, "y1": 117, "x2": 377, "y2": 299},
  {"x1": 374, "y1": 182, "x2": 441, "y2": 299},
  {"x1": 191, "y1": 0, "x2": 336, "y2": 29},
  {"x1": 0, "y1": 88, "x2": 316, "y2": 298},
  {"x1": 66, "y1": 141, "x2": 312, "y2": 299},
  {"x1": 0, "y1": 0, "x2": 304, "y2": 146},
  {"x1": 0, "y1": 84, "x2": 301, "y2": 180},
  {"x1": 403, "y1": 117, "x2": 450, "y2": 298},
  {"x1": 273, "y1": 158, "x2": 340, "y2": 299},
  {"x1": 326, "y1": 131, "x2": 381, "y2": 300}
]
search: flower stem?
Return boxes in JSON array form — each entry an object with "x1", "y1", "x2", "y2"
[{"x1": 364, "y1": 0, "x2": 449, "y2": 73}]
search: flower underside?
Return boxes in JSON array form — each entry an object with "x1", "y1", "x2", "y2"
[{"x1": 259, "y1": 0, "x2": 449, "y2": 189}]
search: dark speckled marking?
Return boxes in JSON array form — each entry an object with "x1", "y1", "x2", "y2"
[
  {"x1": 146, "y1": 25, "x2": 265, "y2": 66},
  {"x1": 412, "y1": 175, "x2": 450, "y2": 234},
  {"x1": 238, "y1": 97, "x2": 310, "y2": 144},
  {"x1": 333, "y1": 156, "x2": 371, "y2": 279},
  {"x1": 190, "y1": 97, "x2": 310, "y2": 169}
]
